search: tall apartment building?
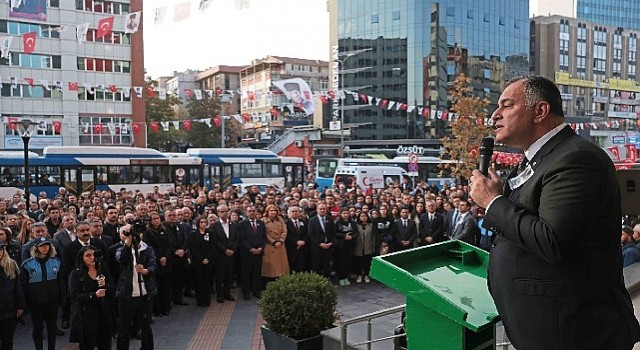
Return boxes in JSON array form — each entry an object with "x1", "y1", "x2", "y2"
[
  {"x1": 0, "y1": 0, "x2": 145, "y2": 150},
  {"x1": 532, "y1": 0, "x2": 640, "y2": 31},
  {"x1": 239, "y1": 55, "x2": 328, "y2": 147},
  {"x1": 328, "y1": 0, "x2": 529, "y2": 146},
  {"x1": 195, "y1": 65, "x2": 245, "y2": 118},
  {"x1": 531, "y1": 15, "x2": 640, "y2": 148}
]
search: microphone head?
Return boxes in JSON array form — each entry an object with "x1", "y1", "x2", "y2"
[{"x1": 479, "y1": 137, "x2": 494, "y2": 155}]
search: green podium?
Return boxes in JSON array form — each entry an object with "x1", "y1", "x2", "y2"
[{"x1": 370, "y1": 241, "x2": 499, "y2": 350}]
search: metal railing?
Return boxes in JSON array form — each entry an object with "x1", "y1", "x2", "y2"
[{"x1": 339, "y1": 304, "x2": 406, "y2": 350}]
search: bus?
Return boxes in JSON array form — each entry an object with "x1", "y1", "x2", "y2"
[
  {"x1": 186, "y1": 148, "x2": 304, "y2": 190},
  {"x1": 0, "y1": 146, "x2": 202, "y2": 199},
  {"x1": 315, "y1": 156, "x2": 457, "y2": 190}
]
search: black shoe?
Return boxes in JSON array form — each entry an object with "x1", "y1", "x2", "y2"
[
  {"x1": 61, "y1": 319, "x2": 70, "y2": 329},
  {"x1": 253, "y1": 292, "x2": 261, "y2": 299},
  {"x1": 133, "y1": 330, "x2": 142, "y2": 339},
  {"x1": 243, "y1": 293, "x2": 250, "y2": 300},
  {"x1": 153, "y1": 312, "x2": 163, "y2": 317},
  {"x1": 224, "y1": 295, "x2": 235, "y2": 301},
  {"x1": 217, "y1": 298, "x2": 224, "y2": 303},
  {"x1": 56, "y1": 328, "x2": 65, "y2": 336},
  {"x1": 174, "y1": 300, "x2": 189, "y2": 306}
]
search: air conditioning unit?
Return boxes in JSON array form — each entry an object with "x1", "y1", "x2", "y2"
[{"x1": 294, "y1": 140, "x2": 303, "y2": 147}]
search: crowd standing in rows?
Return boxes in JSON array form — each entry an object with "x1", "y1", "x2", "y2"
[{"x1": 0, "y1": 178, "x2": 636, "y2": 349}]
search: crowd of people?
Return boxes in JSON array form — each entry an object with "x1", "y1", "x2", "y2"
[{"x1": 0, "y1": 174, "x2": 637, "y2": 349}]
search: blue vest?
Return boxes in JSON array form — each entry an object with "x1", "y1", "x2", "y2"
[{"x1": 21, "y1": 257, "x2": 62, "y2": 284}]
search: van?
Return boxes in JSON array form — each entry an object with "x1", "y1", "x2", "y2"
[{"x1": 333, "y1": 165, "x2": 409, "y2": 190}]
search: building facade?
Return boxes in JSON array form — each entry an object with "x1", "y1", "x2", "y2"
[
  {"x1": 328, "y1": 0, "x2": 529, "y2": 144},
  {"x1": 531, "y1": 15, "x2": 640, "y2": 150},
  {"x1": 239, "y1": 55, "x2": 329, "y2": 147},
  {"x1": 0, "y1": 0, "x2": 145, "y2": 150},
  {"x1": 533, "y1": 0, "x2": 640, "y2": 32},
  {"x1": 195, "y1": 65, "x2": 245, "y2": 119}
]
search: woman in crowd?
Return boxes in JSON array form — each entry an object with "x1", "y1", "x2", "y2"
[
  {"x1": 21, "y1": 238, "x2": 64, "y2": 350},
  {"x1": 0, "y1": 237, "x2": 25, "y2": 350},
  {"x1": 411, "y1": 202, "x2": 426, "y2": 247},
  {"x1": 373, "y1": 205, "x2": 396, "y2": 254},
  {"x1": 144, "y1": 212, "x2": 172, "y2": 317},
  {"x1": 188, "y1": 217, "x2": 214, "y2": 307},
  {"x1": 0, "y1": 228, "x2": 21, "y2": 265},
  {"x1": 334, "y1": 208, "x2": 356, "y2": 286},
  {"x1": 68, "y1": 245, "x2": 115, "y2": 350},
  {"x1": 354, "y1": 211, "x2": 377, "y2": 283},
  {"x1": 16, "y1": 218, "x2": 35, "y2": 246},
  {"x1": 261, "y1": 205, "x2": 289, "y2": 283}
]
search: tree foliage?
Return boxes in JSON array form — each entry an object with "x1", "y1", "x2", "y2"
[
  {"x1": 184, "y1": 95, "x2": 244, "y2": 148},
  {"x1": 440, "y1": 73, "x2": 493, "y2": 180},
  {"x1": 145, "y1": 79, "x2": 183, "y2": 150}
]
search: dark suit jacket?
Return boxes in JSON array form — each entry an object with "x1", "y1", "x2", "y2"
[
  {"x1": 443, "y1": 209, "x2": 460, "y2": 236},
  {"x1": 210, "y1": 221, "x2": 238, "y2": 258},
  {"x1": 236, "y1": 219, "x2": 266, "y2": 255},
  {"x1": 484, "y1": 126, "x2": 640, "y2": 349},
  {"x1": 284, "y1": 218, "x2": 307, "y2": 251},
  {"x1": 393, "y1": 219, "x2": 417, "y2": 250},
  {"x1": 306, "y1": 215, "x2": 335, "y2": 250},
  {"x1": 450, "y1": 213, "x2": 478, "y2": 245},
  {"x1": 418, "y1": 212, "x2": 444, "y2": 244},
  {"x1": 61, "y1": 238, "x2": 108, "y2": 277}
]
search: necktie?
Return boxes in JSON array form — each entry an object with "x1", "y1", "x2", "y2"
[
  {"x1": 251, "y1": 221, "x2": 256, "y2": 232},
  {"x1": 452, "y1": 210, "x2": 459, "y2": 227},
  {"x1": 320, "y1": 217, "x2": 325, "y2": 231},
  {"x1": 294, "y1": 220, "x2": 299, "y2": 230},
  {"x1": 403, "y1": 219, "x2": 407, "y2": 228},
  {"x1": 429, "y1": 214, "x2": 434, "y2": 222}
]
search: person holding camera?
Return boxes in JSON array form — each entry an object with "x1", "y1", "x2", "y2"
[
  {"x1": 115, "y1": 224, "x2": 157, "y2": 350},
  {"x1": 68, "y1": 245, "x2": 115, "y2": 350}
]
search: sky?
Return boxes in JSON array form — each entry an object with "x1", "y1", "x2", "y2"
[{"x1": 142, "y1": 0, "x2": 330, "y2": 78}]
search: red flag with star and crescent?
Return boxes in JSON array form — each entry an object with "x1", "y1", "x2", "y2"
[
  {"x1": 24, "y1": 78, "x2": 35, "y2": 87},
  {"x1": 68, "y1": 82, "x2": 79, "y2": 91},
  {"x1": 23, "y1": 32, "x2": 37, "y2": 54},
  {"x1": 96, "y1": 17, "x2": 115, "y2": 39}
]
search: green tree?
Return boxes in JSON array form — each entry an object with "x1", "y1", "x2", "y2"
[
  {"x1": 440, "y1": 73, "x2": 493, "y2": 180},
  {"x1": 145, "y1": 79, "x2": 184, "y2": 150},
  {"x1": 184, "y1": 95, "x2": 244, "y2": 147}
]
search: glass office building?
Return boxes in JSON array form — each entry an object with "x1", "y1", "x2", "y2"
[
  {"x1": 577, "y1": 0, "x2": 640, "y2": 31},
  {"x1": 329, "y1": 0, "x2": 529, "y2": 141}
]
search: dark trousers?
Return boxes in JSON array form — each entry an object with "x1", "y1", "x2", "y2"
[
  {"x1": 311, "y1": 248, "x2": 332, "y2": 278},
  {"x1": 154, "y1": 272, "x2": 171, "y2": 314},
  {"x1": 30, "y1": 302, "x2": 58, "y2": 350},
  {"x1": 0, "y1": 316, "x2": 17, "y2": 350},
  {"x1": 286, "y1": 246, "x2": 308, "y2": 273},
  {"x1": 240, "y1": 253, "x2": 263, "y2": 294},
  {"x1": 117, "y1": 296, "x2": 153, "y2": 350},
  {"x1": 171, "y1": 259, "x2": 187, "y2": 303},
  {"x1": 334, "y1": 246, "x2": 353, "y2": 279},
  {"x1": 194, "y1": 263, "x2": 212, "y2": 306},
  {"x1": 215, "y1": 255, "x2": 235, "y2": 299},
  {"x1": 354, "y1": 254, "x2": 374, "y2": 276},
  {"x1": 78, "y1": 308, "x2": 111, "y2": 350}
]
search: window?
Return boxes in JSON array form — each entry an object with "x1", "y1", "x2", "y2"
[
  {"x1": 77, "y1": 57, "x2": 130, "y2": 73},
  {"x1": 446, "y1": 7, "x2": 455, "y2": 17},
  {"x1": 392, "y1": 11, "x2": 400, "y2": 20},
  {"x1": 371, "y1": 14, "x2": 378, "y2": 24},
  {"x1": 499, "y1": 16, "x2": 505, "y2": 26},
  {"x1": 467, "y1": 9, "x2": 473, "y2": 19},
  {"x1": 0, "y1": 84, "x2": 62, "y2": 99},
  {"x1": 0, "y1": 53, "x2": 61, "y2": 69},
  {"x1": 2, "y1": 115, "x2": 63, "y2": 136},
  {"x1": 483, "y1": 13, "x2": 490, "y2": 23}
]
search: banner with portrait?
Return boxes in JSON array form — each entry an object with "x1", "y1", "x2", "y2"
[{"x1": 10, "y1": 0, "x2": 47, "y2": 21}]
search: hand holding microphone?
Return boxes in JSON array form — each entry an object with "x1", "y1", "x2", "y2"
[{"x1": 470, "y1": 137, "x2": 503, "y2": 208}]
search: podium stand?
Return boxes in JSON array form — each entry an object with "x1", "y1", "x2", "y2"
[{"x1": 370, "y1": 241, "x2": 500, "y2": 349}]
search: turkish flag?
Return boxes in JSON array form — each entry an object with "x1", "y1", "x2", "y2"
[
  {"x1": 400, "y1": 103, "x2": 408, "y2": 111},
  {"x1": 23, "y1": 32, "x2": 36, "y2": 54},
  {"x1": 53, "y1": 121, "x2": 62, "y2": 133},
  {"x1": 183, "y1": 121, "x2": 191, "y2": 131},
  {"x1": 271, "y1": 108, "x2": 279, "y2": 118},
  {"x1": 24, "y1": 78, "x2": 35, "y2": 87},
  {"x1": 147, "y1": 87, "x2": 155, "y2": 98},
  {"x1": 320, "y1": 96, "x2": 327, "y2": 104},
  {"x1": 422, "y1": 107, "x2": 430, "y2": 118},
  {"x1": 150, "y1": 122, "x2": 159, "y2": 133},
  {"x1": 213, "y1": 117, "x2": 221, "y2": 127},
  {"x1": 441, "y1": 111, "x2": 449, "y2": 121},
  {"x1": 359, "y1": 94, "x2": 367, "y2": 103},
  {"x1": 380, "y1": 99, "x2": 389, "y2": 109},
  {"x1": 7, "y1": 117, "x2": 18, "y2": 130},
  {"x1": 94, "y1": 124, "x2": 104, "y2": 133},
  {"x1": 96, "y1": 16, "x2": 115, "y2": 39},
  {"x1": 625, "y1": 144, "x2": 638, "y2": 162},
  {"x1": 68, "y1": 82, "x2": 79, "y2": 91},
  {"x1": 132, "y1": 124, "x2": 140, "y2": 133},
  {"x1": 109, "y1": 85, "x2": 117, "y2": 93},
  {"x1": 242, "y1": 114, "x2": 251, "y2": 122},
  {"x1": 608, "y1": 146, "x2": 621, "y2": 162},
  {"x1": 216, "y1": 88, "x2": 222, "y2": 96}
]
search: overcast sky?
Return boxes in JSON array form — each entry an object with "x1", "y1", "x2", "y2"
[{"x1": 142, "y1": 0, "x2": 330, "y2": 78}]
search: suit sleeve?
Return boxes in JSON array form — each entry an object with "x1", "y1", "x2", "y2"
[{"x1": 485, "y1": 148, "x2": 613, "y2": 264}]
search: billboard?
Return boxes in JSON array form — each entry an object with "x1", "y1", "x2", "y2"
[{"x1": 10, "y1": 0, "x2": 47, "y2": 21}]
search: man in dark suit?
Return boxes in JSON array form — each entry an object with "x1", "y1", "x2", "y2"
[
  {"x1": 470, "y1": 75, "x2": 640, "y2": 349},
  {"x1": 449, "y1": 200, "x2": 478, "y2": 245},
  {"x1": 418, "y1": 199, "x2": 444, "y2": 245},
  {"x1": 164, "y1": 208, "x2": 189, "y2": 306},
  {"x1": 307, "y1": 203, "x2": 335, "y2": 278},
  {"x1": 393, "y1": 206, "x2": 417, "y2": 251},
  {"x1": 237, "y1": 206, "x2": 266, "y2": 300},
  {"x1": 284, "y1": 205, "x2": 308, "y2": 272},
  {"x1": 210, "y1": 204, "x2": 238, "y2": 303},
  {"x1": 89, "y1": 217, "x2": 113, "y2": 247}
]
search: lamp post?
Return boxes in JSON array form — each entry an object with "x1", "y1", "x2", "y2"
[
  {"x1": 219, "y1": 93, "x2": 232, "y2": 148},
  {"x1": 337, "y1": 48, "x2": 372, "y2": 157},
  {"x1": 13, "y1": 119, "x2": 39, "y2": 210}
]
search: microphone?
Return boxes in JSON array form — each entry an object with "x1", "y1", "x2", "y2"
[{"x1": 478, "y1": 137, "x2": 494, "y2": 176}]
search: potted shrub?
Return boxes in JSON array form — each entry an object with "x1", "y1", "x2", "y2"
[{"x1": 259, "y1": 272, "x2": 338, "y2": 350}]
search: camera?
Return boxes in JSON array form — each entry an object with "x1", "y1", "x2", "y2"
[{"x1": 125, "y1": 218, "x2": 148, "y2": 245}]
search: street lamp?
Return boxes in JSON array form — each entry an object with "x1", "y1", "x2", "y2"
[
  {"x1": 337, "y1": 48, "x2": 372, "y2": 157},
  {"x1": 219, "y1": 93, "x2": 232, "y2": 148},
  {"x1": 12, "y1": 119, "x2": 39, "y2": 210}
]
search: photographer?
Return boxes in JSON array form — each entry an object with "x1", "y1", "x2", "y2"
[
  {"x1": 115, "y1": 223, "x2": 157, "y2": 350},
  {"x1": 68, "y1": 245, "x2": 115, "y2": 350}
]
